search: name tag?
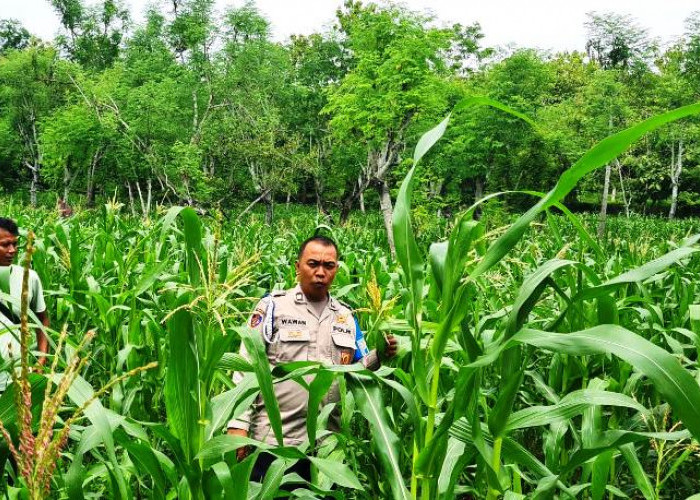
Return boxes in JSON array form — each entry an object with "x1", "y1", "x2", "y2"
[
  {"x1": 279, "y1": 329, "x2": 310, "y2": 342},
  {"x1": 332, "y1": 324, "x2": 352, "y2": 335}
]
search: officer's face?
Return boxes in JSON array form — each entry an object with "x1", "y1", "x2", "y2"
[
  {"x1": 0, "y1": 229, "x2": 18, "y2": 267},
  {"x1": 296, "y1": 241, "x2": 338, "y2": 301}
]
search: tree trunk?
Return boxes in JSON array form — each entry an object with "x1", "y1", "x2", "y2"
[
  {"x1": 314, "y1": 177, "x2": 328, "y2": 216},
  {"x1": 358, "y1": 175, "x2": 365, "y2": 213},
  {"x1": 473, "y1": 178, "x2": 484, "y2": 220},
  {"x1": 86, "y1": 164, "x2": 96, "y2": 207},
  {"x1": 265, "y1": 191, "x2": 274, "y2": 225},
  {"x1": 669, "y1": 139, "x2": 683, "y2": 220},
  {"x1": 378, "y1": 180, "x2": 396, "y2": 257},
  {"x1": 30, "y1": 163, "x2": 39, "y2": 208},
  {"x1": 126, "y1": 182, "x2": 136, "y2": 217},
  {"x1": 474, "y1": 178, "x2": 484, "y2": 201},
  {"x1": 86, "y1": 149, "x2": 102, "y2": 208},
  {"x1": 136, "y1": 181, "x2": 146, "y2": 216},
  {"x1": 63, "y1": 165, "x2": 71, "y2": 201},
  {"x1": 146, "y1": 178, "x2": 152, "y2": 214},
  {"x1": 340, "y1": 175, "x2": 368, "y2": 223},
  {"x1": 597, "y1": 163, "x2": 612, "y2": 239}
]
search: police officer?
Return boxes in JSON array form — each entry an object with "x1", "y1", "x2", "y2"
[{"x1": 227, "y1": 235, "x2": 397, "y2": 482}]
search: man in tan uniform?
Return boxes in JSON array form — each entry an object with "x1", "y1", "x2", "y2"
[{"x1": 228, "y1": 235, "x2": 397, "y2": 482}]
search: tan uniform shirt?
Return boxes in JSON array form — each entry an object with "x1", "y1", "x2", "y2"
[{"x1": 229, "y1": 285, "x2": 379, "y2": 446}]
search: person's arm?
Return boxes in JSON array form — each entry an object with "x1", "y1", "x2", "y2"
[
  {"x1": 352, "y1": 316, "x2": 397, "y2": 370},
  {"x1": 227, "y1": 297, "x2": 273, "y2": 460},
  {"x1": 32, "y1": 274, "x2": 49, "y2": 366}
]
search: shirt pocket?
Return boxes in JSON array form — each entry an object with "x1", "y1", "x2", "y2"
[
  {"x1": 331, "y1": 332, "x2": 355, "y2": 365},
  {"x1": 275, "y1": 327, "x2": 311, "y2": 363}
]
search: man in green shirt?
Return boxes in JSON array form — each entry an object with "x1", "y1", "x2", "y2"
[{"x1": 0, "y1": 217, "x2": 49, "y2": 388}]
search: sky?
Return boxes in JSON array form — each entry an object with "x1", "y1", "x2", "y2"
[{"x1": 1, "y1": 0, "x2": 699, "y2": 53}]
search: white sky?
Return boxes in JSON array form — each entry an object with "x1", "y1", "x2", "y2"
[{"x1": 1, "y1": 0, "x2": 698, "y2": 52}]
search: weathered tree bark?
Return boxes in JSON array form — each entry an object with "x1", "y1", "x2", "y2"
[
  {"x1": 147, "y1": 179, "x2": 153, "y2": 215},
  {"x1": 474, "y1": 178, "x2": 484, "y2": 201},
  {"x1": 340, "y1": 173, "x2": 371, "y2": 223},
  {"x1": 378, "y1": 180, "x2": 396, "y2": 257},
  {"x1": 597, "y1": 163, "x2": 612, "y2": 239},
  {"x1": 63, "y1": 164, "x2": 72, "y2": 201},
  {"x1": 340, "y1": 156, "x2": 373, "y2": 224},
  {"x1": 22, "y1": 113, "x2": 42, "y2": 208},
  {"x1": 314, "y1": 177, "x2": 330, "y2": 217},
  {"x1": 30, "y1": 164, "x2": 39, "y2": 208},
  {"x1": 126, "y1": 182, "x2": 137, "y2": 217},
  {"x1": 86, "y1": 150, "x2": 102, "y2": 208},
  {"x1": 669, "y1": 139, "x2": 683, "y2": 220},
  {"x1": 359, "y1": 175, "x2": 366, "y2": 213},
  {"x1": 238, "y1": 188, "x2": 272, "y2": 220},
  {"x1": 136, "y1": 181, "x2": 146, "y2": 216}
]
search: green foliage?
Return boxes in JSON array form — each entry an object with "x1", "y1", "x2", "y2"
[{"x1": 4, "y1": 4, "x2": 700, "y2": 498}]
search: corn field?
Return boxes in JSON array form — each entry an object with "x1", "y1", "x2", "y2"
[{"x1": 2, "y1": 101, "x2": 700, "y2": 499}]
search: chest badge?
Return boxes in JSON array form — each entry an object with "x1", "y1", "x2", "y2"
[
  {"x1": 340, "y1": 351, "x2": 352, "y2": 365},
  {"x1": 335, "y1": 314, "x2": 348, "y2": 325}
]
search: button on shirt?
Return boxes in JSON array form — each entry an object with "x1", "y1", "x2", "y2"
[{"x1": 229, "y1": 285, "x2": 379, "y2": 446}]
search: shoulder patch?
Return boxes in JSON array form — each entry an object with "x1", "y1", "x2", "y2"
[{"x1": 249, "y1": 312, "x2": 264, "y2": 328}]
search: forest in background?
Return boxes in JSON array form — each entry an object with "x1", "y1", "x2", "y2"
[
  {"x1": 5, "y1": 3, "x2": 700, "y2": 497},
  {"x1": 2, "y1": 1, "x2": 700, "y2": 240}
]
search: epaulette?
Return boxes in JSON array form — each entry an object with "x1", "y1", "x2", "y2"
[
  {"x1": 270, "y1": 290, "x2": 287, "y2": 297},
  {"x1": 336, "y1": 299, "x2": 354, "y2": 311}
]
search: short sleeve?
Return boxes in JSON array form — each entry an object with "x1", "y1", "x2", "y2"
[
  {"x1": 353, "y1": 315, "x2": 369, "y2": 362},
  {"x1": 30, "y1": 272, "x2": 46, "y2": 314}
]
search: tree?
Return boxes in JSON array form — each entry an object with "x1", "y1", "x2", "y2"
[
  {"x1": 210, "y1": 4, "x2": 300, "y2": 220},
  {"x1": 50, "y1": 0, "x2": 129, "y2": 70},
  {"x1": 0, "y1": 47, "x2": 67, "y2": 206},
  {"x1": 41, "y1": 100, "x2": 116, "y2": 205},
  {"x1": 432, "y1": 50, "x2": 556, "y2": 213},
  {"x1": 585, "y1": 12, "x2": 654, "y2": 236},
  {"x1": 288, "y1": 31, "x2": 350, "y2": 214},
  {"x1": 325, "y1": 1, "x2": 458, "y2": 254},
  {"x1": 0, "y1": 19, "x2": 31, "y2": 54},
  {"x1": 585, "y1": 12, "x2": 656, "y2": 72}
]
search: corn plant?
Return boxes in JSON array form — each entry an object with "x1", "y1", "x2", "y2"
[{"x1": 340, "y1": 99, "x2": 700, "y2": 499}]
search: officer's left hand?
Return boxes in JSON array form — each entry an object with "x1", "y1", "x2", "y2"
[{"x1": 381, "y1": 334, "x2": 398, "y2": 360}]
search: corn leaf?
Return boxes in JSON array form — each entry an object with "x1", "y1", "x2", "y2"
[
  {"x1": 348, "y1": 373, "x2": 410, "y2": 500},
  {"x1": 513, "y1": 326, "x2": 700, "y2": 440}
]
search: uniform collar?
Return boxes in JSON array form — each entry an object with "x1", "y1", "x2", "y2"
[{"x1": 292, "y1": 284, "x2": 340, "y2": 312}]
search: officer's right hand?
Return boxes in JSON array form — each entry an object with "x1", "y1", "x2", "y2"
[
  {"x1": 381, "y1": 334, "x2": 398, "y2": 360},
  {"x1": 227, "y1": 428, "x2": 250, "y2": 461}
]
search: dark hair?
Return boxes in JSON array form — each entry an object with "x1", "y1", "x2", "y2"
[
  {"x1": 0, "y1": 218, "x2": 18, "y2": 236},
  {"x1": 297, "y1": 235, "x2": 338, "y2": 260}
]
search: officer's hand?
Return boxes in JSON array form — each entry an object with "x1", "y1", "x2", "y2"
[
  {"x1": 381, "y1": 334, "x2": 398, "y2": 360},
  {"x1": 227, "y1": 428, "x2": 250, "y2": 461}
]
